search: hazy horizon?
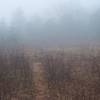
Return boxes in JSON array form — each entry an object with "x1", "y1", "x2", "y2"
[{"x1": 0, "y1": 0, "x2": 100, "y2": 48}]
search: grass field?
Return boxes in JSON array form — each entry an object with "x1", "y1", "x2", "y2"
[{"x1": 0, "y1": 47, "x2": 100, "y2": 100}]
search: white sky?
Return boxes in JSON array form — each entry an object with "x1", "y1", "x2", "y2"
[{"x1": 0, "y1": 0, "x2": 99, "y2": 20}]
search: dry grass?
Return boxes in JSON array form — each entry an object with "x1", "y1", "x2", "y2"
[{"x1": 0, "y1": 47, "x2": 100, "y2": 100}]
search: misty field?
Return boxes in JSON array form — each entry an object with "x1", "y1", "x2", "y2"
[{"x1": 0, "y1": 47, "x2": 100, "y2": 100}]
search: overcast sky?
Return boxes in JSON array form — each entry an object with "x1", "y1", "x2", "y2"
[{"x1": 0, "y1": 0, "x2": 100, "y2": 20}]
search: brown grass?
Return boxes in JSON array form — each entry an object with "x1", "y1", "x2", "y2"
[{"x1": 0, "y1": 47, "x2": 100, "y2": 100}]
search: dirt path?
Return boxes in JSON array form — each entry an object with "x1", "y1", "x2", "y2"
[{"x1": 33, "y1": 62, "x2": 49, "y2": 100}]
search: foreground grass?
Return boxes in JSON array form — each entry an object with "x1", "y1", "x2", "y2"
[{"x1": 0, "y1": 47, "x2": 100, "y2": 100}]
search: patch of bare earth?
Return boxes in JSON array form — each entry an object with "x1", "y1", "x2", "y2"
[{"x1": 33, "y1": 62, "x2": 49, "y2": 100}]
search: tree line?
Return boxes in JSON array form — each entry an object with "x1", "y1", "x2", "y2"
[{"x1": 0, "y1": 6, "x2": 100, "y2": 47}]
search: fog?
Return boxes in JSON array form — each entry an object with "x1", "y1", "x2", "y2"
[
  {"x1": 0, "y1": 0, "x2": 100, "y2": 19},
  {"x1": 0, "y1": 0, "x2": 100, "y2": 48}
]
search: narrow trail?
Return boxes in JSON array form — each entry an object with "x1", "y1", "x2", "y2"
[{"x1": 33, "y1": 62, "x2": 49, "y2": 100}]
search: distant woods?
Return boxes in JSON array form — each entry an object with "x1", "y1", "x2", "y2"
[{"x1": 0, "y1": 7, "x2": 100, "y2": 47}]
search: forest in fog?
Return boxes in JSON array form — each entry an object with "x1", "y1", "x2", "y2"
[
  {"x1": 0, "y1": 2, "x2": 100, "y2": 48},
  {"x1": 0, "y1": 47, "x2": 100, "y2": 100},
  {"x1": 0, "y1": 0, "x2": 100, "y2": 100}
]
